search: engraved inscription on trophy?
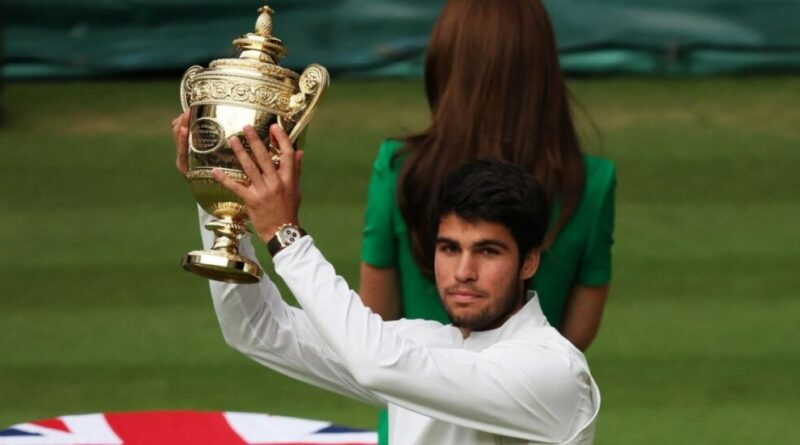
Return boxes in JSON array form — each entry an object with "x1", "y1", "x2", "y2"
[{"x1": 190, "y1": 118, "x2": 225, "y2": 153}]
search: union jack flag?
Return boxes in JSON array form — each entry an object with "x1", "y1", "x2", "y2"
[{"x1": 0, "y1": 411, "x2": 377, "y2": 445}]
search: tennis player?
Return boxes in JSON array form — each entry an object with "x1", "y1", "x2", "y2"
[{"x1": 197, "y1": 124, "x2": 600, "y2": 444}]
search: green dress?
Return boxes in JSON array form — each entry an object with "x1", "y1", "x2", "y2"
[{"x1": 360, "y1": 139, "x2": 616, "y2": 443}]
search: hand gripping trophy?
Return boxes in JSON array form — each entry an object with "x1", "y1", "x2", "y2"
[{"x1": 179, "y1": 6, "x2": 328, "y2": 283}]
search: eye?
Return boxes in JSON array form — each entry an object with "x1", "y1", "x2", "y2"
[
  {"x1": 479, "y1": 247, "x2": 500, "y2": 256},
  {"x1": 437, "y1": 243, "x2": 458, "y2": 254}
]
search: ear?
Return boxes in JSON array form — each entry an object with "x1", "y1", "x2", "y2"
[{"x1": 519, "y1": 248, "x2": 541, "y2": 280}]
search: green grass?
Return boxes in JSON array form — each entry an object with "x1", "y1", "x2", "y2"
[{"x1": 1, "y1": 76, "x2": 799, "y2": 443}]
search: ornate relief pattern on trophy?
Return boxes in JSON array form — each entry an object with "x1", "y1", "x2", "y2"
[
  {"x1": 209, "y1": 59, "x2": 299, "y2": 79},
  {"x1": 186, "y1": 169, "x2": 249, "y2": 183},
  {"x1": 185, "y1": 74, "x2": 296, "y2": 116}
]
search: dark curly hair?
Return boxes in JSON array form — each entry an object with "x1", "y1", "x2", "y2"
[{"x1": 431, "y1": 159, "x2": 550, "y2": 262}]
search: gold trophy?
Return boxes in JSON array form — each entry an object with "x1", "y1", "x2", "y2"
[{"x1": 180, "y1": 5, "x2": 328, "y2": 283}]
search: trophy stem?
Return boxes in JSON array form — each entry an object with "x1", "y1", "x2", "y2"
[
  {"x1": 207, "y1": 218, "x2": 248, "y2": 255},
  {"x1": 181, "y1": 216, "x2": 263, "y2": 283}
]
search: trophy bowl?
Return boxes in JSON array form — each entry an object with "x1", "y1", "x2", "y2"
[{"x1": 180, "y1": 5, "x2": 329, "y2": 283}]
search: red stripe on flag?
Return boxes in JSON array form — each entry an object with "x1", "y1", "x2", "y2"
[
  {"x1": 104, "y1": 411, "x2": 248, "y2": 445},
  {"x1": 31, "y1": 418, "x2": 70, "y2": 433}
]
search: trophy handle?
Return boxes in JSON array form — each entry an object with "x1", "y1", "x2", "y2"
[
  {"x1": 282, "y1": 64, "x2": 330, "y2": 144},
  {"x1": 180, "y1": 65, "x2": 203, "y2": 112}
]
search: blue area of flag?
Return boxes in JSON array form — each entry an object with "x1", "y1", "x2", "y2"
[
  {"x1": 315, "y1": 424, "x2": 367, "y2": 433},
  {"x1": 0, "y1": 428, "x2": 40, "y2": 437}
]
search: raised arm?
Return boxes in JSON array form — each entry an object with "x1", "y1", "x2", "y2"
[
  {"x1": 197, "y1": 209, "x2": 383, "y2": 406},
  {"x1": 174, "y1": 113, "x2": 382, "y2": 406}
]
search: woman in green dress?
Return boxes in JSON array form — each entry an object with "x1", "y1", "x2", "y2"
[{"x1": 358, "y1": 0, "x2": 616, "y2": 442}]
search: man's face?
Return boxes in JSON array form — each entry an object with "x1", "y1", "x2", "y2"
[{"x1": 434, "y1": 214, "x2": 539, "y2": 334}]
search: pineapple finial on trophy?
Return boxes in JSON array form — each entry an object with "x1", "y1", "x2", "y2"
[
  {"x1": 255, "y1": 6, "x2": 274, "y2": 36},
  {"x1": 233, "y1": 5, "x2": 287, "y2": 64}
]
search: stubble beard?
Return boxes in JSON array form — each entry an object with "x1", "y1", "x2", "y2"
[{"x1": 444, "y1": 279, "x2": 523, "y2": 332}]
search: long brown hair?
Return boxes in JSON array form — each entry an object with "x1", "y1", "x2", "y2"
[{"x1": 397, "y1": 0, "x2": 585, "y2": 279}]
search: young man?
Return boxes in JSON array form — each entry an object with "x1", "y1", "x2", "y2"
[{"x1": 200, "y1": 124, "x2": 600, "y2": 444}]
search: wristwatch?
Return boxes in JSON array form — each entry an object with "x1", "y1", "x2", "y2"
[{"x1": 267, "y1": 223, "x2": 307, "y2": 256}]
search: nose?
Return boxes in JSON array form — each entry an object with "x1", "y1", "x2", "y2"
[{"x1": 454, "y1": 253, "x2": 477, "y2": 283}]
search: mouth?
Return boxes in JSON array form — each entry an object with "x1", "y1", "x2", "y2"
[{"x1": 446, "y1": 289, "x2": 486, "y2": 304}]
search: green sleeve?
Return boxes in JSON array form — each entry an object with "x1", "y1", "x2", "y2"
[
  {"x1": 577, "y1": 160, "x2": 616, "y2": 286},
  {"x1": 360, "y1": 140, "x2": 401, "y2": 267}
]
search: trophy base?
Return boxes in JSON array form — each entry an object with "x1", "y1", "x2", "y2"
[{"x1": 181, "y1": 250, "x2": 263, "y2": 284}]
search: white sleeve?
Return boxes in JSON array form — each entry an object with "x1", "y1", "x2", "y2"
[
  {"x1": 197, "y1": 208, "x2": 385, "y2": 406},
  {"x1": 274, "y1": 236, "x2": 593, "y2": 443}
]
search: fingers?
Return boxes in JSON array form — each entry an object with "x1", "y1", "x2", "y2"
[
  {"x1": 293, "y1": 150, "x2": 304, "y2": 183},
  {"x1": 242, "y1": 125, "x2": 277, "y2": 181},
  {"x1": 228, "y1": 135, "x2": 265, "y2": 190},
  {"x1": 212, "y1": 169, "x2": 249, "y2": 198},
  {"x1": 172, "y1": 109, "x2": 189, "y2": 125},
  {"x1": 270, "y1": 124, "x2": 296, "y2": 183},
  {"x1": 171, "y1": 109, "x2": 189, "y2": 125},
  {"x1": 209, "y1": 124, "x2": 302, "y2": 242},
  {"x1": 179, "y1": 120, "x2": 296, "y2": 193},
  {"x1": 172, "y1": 115, "x2": 181, "y2": 146},
  {"x1": 175, "y1": 127, "x2": 189, "y2": 175},
  {"x1": 171, "y1": 110, "x2": 189, "y2": 140},
  {"x1": 173, "y1": 110, "x2": 190, "y2": 176}
]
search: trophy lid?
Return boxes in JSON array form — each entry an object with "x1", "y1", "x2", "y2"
[{"x1": 232, "y1": 6, "x2": 288, "y2": 64}]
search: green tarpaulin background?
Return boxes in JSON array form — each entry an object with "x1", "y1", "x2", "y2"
[{"x1": 3, "y1": 0, "x2": 800, "y2": 79}]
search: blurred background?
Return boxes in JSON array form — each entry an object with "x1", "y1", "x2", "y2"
[{"x1": 1, "y1": 1, "x2": 799, "y2": 443}]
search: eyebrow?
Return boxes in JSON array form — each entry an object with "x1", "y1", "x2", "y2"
[
  {"x1": 435, "y1": 237, "x2": 511, "y2": 251},
  {"x1": 472, "y1": 239, "x2": 510, "y2": 251}
]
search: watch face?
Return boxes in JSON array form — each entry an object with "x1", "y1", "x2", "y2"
[
  {"x1": 279, "y1": 226, "x2": 301, "y2": 245},
  {"x1": 268, "y1": 224, "x2": 305, "y2": 256}
]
